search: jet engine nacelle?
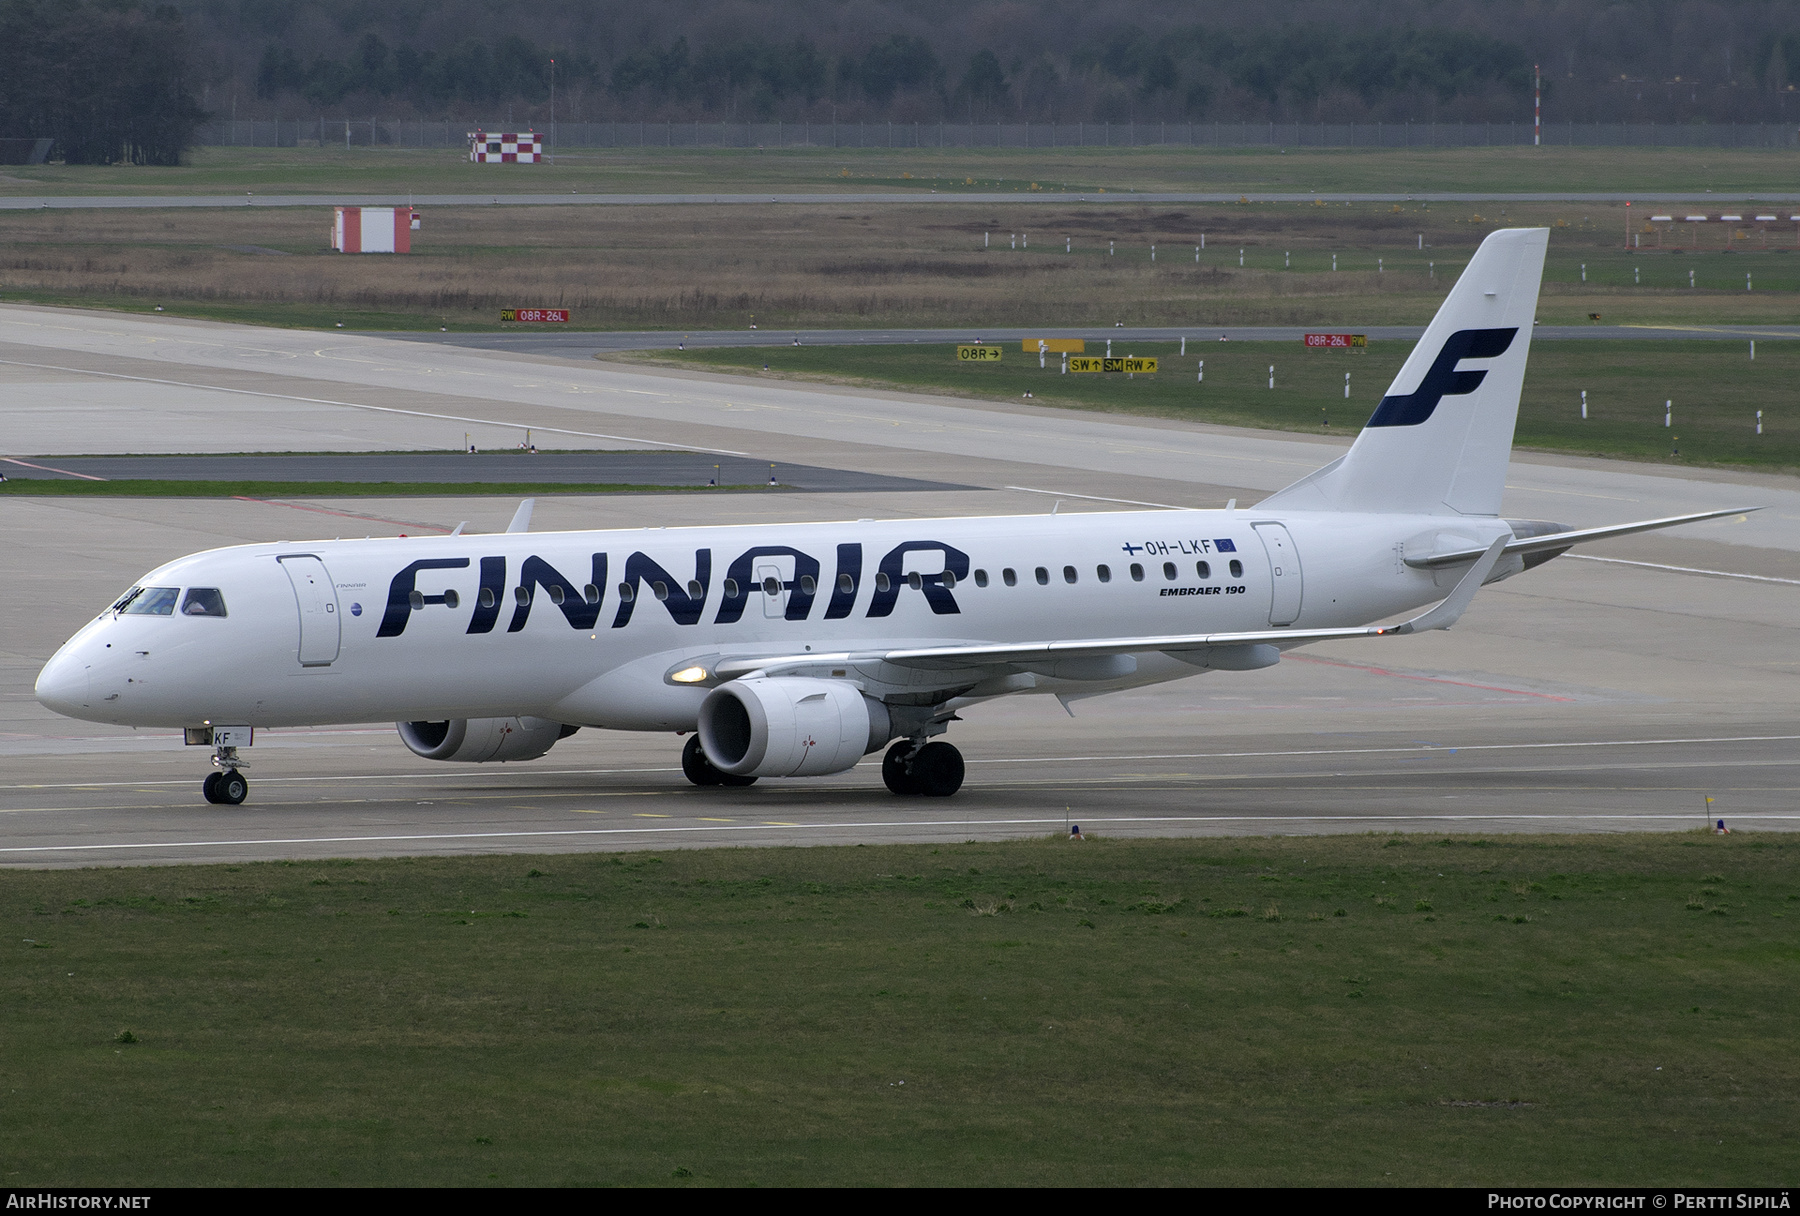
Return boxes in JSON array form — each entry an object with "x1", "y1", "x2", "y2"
[
  {"x1": 698, "y1": 677, "x2": 891, "y2": 778},
  {"x1": 397, "y1": 716, "x2": 575, "y2": 763}
]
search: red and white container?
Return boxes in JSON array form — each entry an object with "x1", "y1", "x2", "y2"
[{"x1": 331, "y1": 207, "x2": 414, "y2": 253}]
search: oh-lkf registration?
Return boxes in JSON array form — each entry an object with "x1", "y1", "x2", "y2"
[{"x1": 35, "y1": 229, "x2": 1753, "y2": 804}]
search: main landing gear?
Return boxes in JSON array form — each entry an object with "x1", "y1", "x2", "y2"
[
  {"x1": 882, "y1": 740, "x2": 964, "y2": 798},
  {"x1": 681, "y1": 735, "x2": 758, "y2": 788}
]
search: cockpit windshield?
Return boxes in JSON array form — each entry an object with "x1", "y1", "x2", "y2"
[
  {"x1": 119, "y1": 587, "x2": 180, "y2": 616},
  {"x1": 180, "y1": 588, "x2": 227, "y2": 617}
]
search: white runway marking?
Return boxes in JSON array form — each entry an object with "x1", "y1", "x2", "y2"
[
  {"x1": 3, "y1": 734, "x2": 1794, "y2": 791},
  {"x1": 1005, "y1": 485, "x2": 1196, "y2": 510},
  {"x1": 0, "y1": 357, "x2": 750, "y2": 456},
  {"x1": 1567, "y1": 554, "x2": 1800, "y2": 585},
  {"x1": 5, "y1": 812, "x2": 1799, "y2": 855}
]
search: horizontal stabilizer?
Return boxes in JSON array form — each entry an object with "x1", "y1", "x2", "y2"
[{"x1": 1405, "y1": 506, "x2": 1761, "y2": 568}]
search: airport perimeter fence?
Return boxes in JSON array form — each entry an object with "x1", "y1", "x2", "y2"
[{"x1": 196, "y1": 118, "x2": 1800, "y2": 151}]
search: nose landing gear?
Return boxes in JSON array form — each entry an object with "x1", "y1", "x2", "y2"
[
  {"x1": 202, "y1": 768, "x2": 248, "y2": 805},
  {"x1": 882, "y1": 740, "x2": 964, "y2": 797},
  {"x1": 203, "y1": 739, "x2": 248, "y2": 805},
  {"x1": 186, "y1": 726, "x2": 252, "y2": 805}
]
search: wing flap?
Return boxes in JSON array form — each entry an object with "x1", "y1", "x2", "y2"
[{"x1": 713, "y1": 538, "x2": 1508, "y2": 682}]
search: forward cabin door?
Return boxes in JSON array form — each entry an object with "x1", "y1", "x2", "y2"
[
  {"x1": 278, "y1": 555, "x2": 341, "y2": 666},
  {"x1": 1252, "y1": 523, "x2": 1304, "y2": 627}
]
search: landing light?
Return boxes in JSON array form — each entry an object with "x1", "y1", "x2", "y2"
[{"x1": 671, "y1": 666, "x2": 710, "y2": 684}]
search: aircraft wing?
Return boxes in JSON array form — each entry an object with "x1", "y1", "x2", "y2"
[
  {"x1": 1405, "y1": 506, "x2": 1759, "y2": 569},
  {"x1": 713, "y1": 537, "x2": 1507, "y2": 681}
]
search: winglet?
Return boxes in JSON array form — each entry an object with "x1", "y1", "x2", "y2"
[
  {"x1": 506, "y1": 499, "x2": 535, "y2": 534},
  {"x1": 1389, "y1": 536, "x2": 1507, "y2": 634}
]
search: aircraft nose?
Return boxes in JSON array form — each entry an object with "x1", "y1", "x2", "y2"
[{"x1": 35, "y1": 647, "x2": 91, "y2": 717}]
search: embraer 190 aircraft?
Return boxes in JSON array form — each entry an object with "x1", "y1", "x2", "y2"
[{"x1": 35, "y1": 228, "x2": 1751, "y2": 805}]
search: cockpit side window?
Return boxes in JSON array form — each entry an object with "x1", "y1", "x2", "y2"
[
  {"x1": 181, "y1": 588, "x2": 228, "y2": 617},
  {"x1": 120, "y1": 587, "x2": 180, "y2": 616}
]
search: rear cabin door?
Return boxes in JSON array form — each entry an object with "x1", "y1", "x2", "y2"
[
  {"x1": 1252, "y1": 523, "x2": 1304, "y2": 627},
  {"x1": 278, "y1": 555, "x2": 341, "y2": 666}
]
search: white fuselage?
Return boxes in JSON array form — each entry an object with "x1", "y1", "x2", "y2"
[{"x1": 35, "y1": 508, "x2": 1507, "y2": 732}]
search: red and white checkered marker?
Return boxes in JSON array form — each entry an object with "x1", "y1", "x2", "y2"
[{"x1": 469, "y1": 131, "x2": 542, "y2": 163}]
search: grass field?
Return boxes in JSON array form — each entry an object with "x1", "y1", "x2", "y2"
[
  {"x1": 3, "y1": 199, "x2": 1797, "y2": 333},
  {"x1": 4, "y1": 832, "x2": 1793, "y2": 1186},
  {"x1": 5, "y1": 144, "x2": 1800, "y2": 197},
  {"x1": 624, "y1": 339, "x2": 1800, "y2": 473}
]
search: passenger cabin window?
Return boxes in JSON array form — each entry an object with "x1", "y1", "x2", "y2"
[
  {"x1": 121, "y1": 587, "x2": 179, "y2": 616},
  {"x1": 1163, "y1": 561, "x2": 1178, "y2": 581},
  {"x1": 1097, "y1": 564, "x2": 1111, "y2": 583},
  {"x1": 180, "y1": 588, "x2": 227, "y2": 617},
  {"x1": 1130, "y1": 563, "x2": 1144, "y2": 582},
  {"x1": 1002, "y1": 568, "x2": 1017, "y2": 587},
  {"x1": 1034, "y1": 567, "x2": 1049, "y2": 586},
  {"x1": 973, "y1": 569, "x2": 989, "y2": 588},
  {"x1": 1229, "y1": 559, "x2": 1243, "y2": 578},
  {"x1": 1196, "y1": 561, "x2": 1211, "y2": 579},
  {"x1": 1062, "y1": 565, "x2": 1078, "y2": 584}
]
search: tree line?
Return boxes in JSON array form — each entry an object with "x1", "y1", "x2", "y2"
[
  {"x1": 220, "y1": 0, "x2": 1800, "y2": 126},
  {"x1": 0, "y1": 0, "x2": 206, "y2": 164},
  {"x1": 254, "y1": 26, "x2": 1538, "y2": 124}
]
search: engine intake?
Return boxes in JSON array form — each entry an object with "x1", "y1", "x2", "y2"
[
  {"x1": 397, "y1": 717, "x2": 574, "y2": 763},
  {"x1": 698, "y1": 677, "x2": 890, "y2": 778}
]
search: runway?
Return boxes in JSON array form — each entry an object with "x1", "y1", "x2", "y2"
[
  {"x1": 0, "y1": 451, "x2": 970, "y2": 494},
  {"x1": 2, "y1": 304, "x2": 1795, "y2": 865}
]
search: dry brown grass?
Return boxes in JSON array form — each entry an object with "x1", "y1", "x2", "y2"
[{"x1": 1, "y1": 201, "x2": 1791, "y2": 329}]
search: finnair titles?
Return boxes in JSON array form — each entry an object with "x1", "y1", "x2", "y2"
[{"x1": 35, "y1": 228, "x2": 1753, "y2": 804}]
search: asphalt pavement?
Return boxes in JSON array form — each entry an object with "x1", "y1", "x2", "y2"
[{"x1": 2, "y1": 305, "x2": 1793, "y2": 864}]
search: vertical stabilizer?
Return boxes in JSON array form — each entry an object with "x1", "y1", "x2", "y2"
[{"x1": 1260, "y1": 227, "x2": 1548, "y2": 516}]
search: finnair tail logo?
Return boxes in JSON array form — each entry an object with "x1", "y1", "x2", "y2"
[{"x1": 1365, "y1": 328, "x2": 1518, "y2": 428}]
